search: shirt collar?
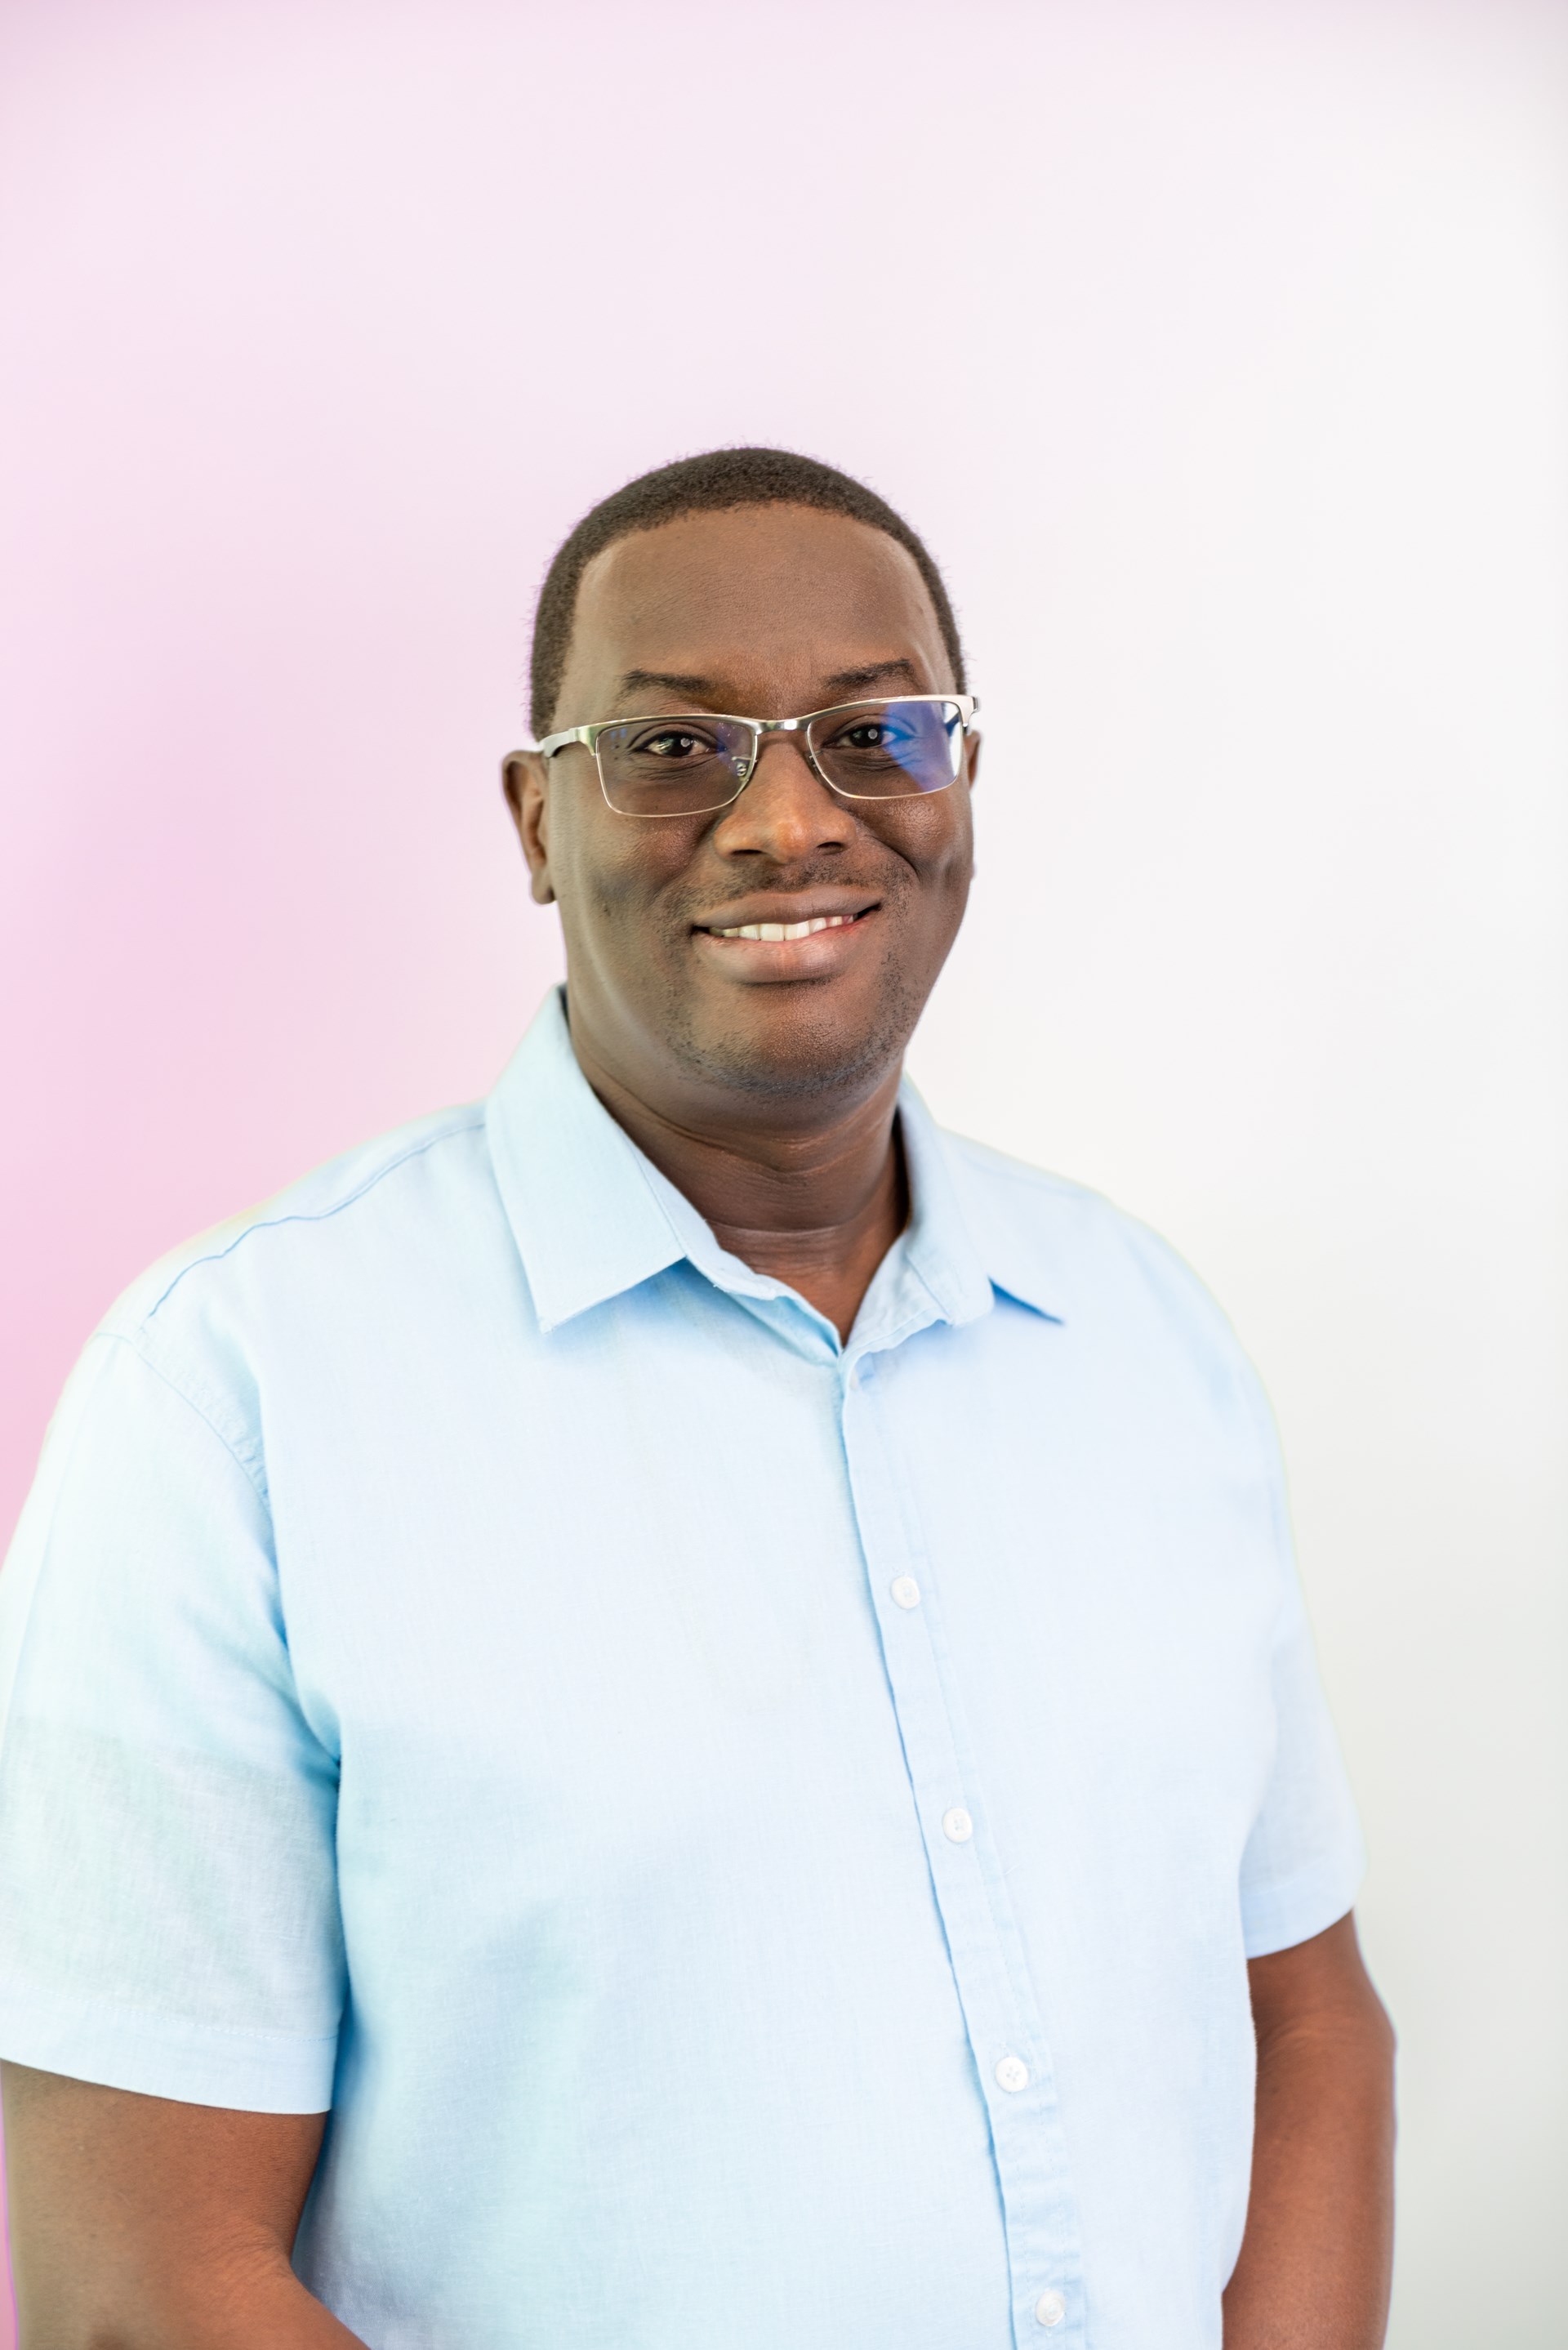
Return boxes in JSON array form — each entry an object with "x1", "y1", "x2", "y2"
[
  {"x1": 485, "y1": 988, "x2": 1058, "y2": 1337},
  {"x1": 484, "y1": 991, "x2": 684, "y2": 1334}
]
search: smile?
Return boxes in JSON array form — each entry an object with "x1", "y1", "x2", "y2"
[{"x1": 705, "y1": 912, "x2": 865, "y2": 943}]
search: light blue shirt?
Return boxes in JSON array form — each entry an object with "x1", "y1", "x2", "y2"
[{"x1": 0, "y1": 989, "x2": 1363, "y2": 2350}]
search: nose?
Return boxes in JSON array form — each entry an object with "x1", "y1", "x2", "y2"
[{"x1": 710, "y1": 730, "x2": 853, "y2": 862}]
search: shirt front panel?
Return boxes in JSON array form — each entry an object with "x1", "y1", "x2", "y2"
[{"x1": 850, "y1": 1280, "x2": 1279, "y2": 2343}]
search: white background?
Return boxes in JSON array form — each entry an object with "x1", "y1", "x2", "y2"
[{"x1": 2, "y1": 4, "x2": 1565, "y2": 2341}]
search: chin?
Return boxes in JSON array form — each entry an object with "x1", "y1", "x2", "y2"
[{"x1": 673, "y1": 988, "x2": 917, "y2": 1102}]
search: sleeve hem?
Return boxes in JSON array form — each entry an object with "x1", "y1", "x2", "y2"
[
  {"x1": 1241, "y1": 1840, "x2": 1366, "y2": 1960},
  {"x1": 0, "y1": 1990, "x2": 337, "y2": 2112}
]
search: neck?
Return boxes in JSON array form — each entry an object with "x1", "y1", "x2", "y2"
[{"x1": 568, "y1": 1025, "x2": 907, "y2": 1345}]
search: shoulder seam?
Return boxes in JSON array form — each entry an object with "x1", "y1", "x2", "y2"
[
  {"x1": 105, "y1": 1332, "x2": 272, "y2": 1512},
  {"x1": 138, "y1": 1113, "x2": 485, "y2": 1327}
]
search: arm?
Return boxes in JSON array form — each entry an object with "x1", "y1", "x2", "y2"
[
  {"x1": 1222, "y1": 1912, "x2": 1396, "y2": 2350},
  {"x1": 2, "y1": 2062, "x2": 367, "y2": 2349}
]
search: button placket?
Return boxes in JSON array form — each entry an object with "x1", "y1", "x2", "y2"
[{"x1": 840, "y1": 1358, "x2": 1088, "y2": 2349}]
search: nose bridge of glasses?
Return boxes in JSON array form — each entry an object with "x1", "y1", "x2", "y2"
[{"x1": 745, "y1": 715, "x2": 826, "y2": 785}]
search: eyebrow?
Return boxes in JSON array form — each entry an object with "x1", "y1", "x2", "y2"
[
  {"x1": 615, "y1": 669, "x2": 719, "y2": 702},
  {"x1": 821, "y1": 658, "x2": 921, "y2": 693},
  {"x1": 613, "y1": 657, "x2": 924, "y2": 707}
]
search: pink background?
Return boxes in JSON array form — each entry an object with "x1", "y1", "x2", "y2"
[{"x1": 2, "y1": 6, "x2": 1565, "y2": 2343}]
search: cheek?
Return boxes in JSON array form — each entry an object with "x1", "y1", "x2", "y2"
[
  {"x1": 915, "y1": 810, "x2": 976, "y2": 960},
  {"x1": 882, "y1": 796, "x2": 975, "y2": 902},
  {"x1": 551, "y1": 809, "x2": 697, "y2": 944}
]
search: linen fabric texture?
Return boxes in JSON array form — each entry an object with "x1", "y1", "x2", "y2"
[{"x1": 0, "y1": 989, "x2": 1364, "y2": 2350}]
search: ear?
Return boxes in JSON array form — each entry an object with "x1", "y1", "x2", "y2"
[{"x1": 501, "y1": 751, "x2": 556, "y2": 906}]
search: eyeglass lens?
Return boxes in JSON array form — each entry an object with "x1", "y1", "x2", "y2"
[{"x1": 595, "y1": 700, "x2": 966, "y2": 817}]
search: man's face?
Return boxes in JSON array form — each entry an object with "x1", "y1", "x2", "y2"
[{"x1": 506, "y1": 504, "x2": 978, "y2": 1118}]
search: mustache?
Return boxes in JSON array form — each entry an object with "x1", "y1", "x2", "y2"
[{"x1": 675, "y1": 862, "x2": 904, "y2": 914}]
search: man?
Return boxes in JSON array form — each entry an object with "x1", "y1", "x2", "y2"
[{"x1": 0, "y1": 448, "x2": 1393, "y2": 2348}]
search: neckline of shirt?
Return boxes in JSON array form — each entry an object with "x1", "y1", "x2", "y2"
[{"x1": 483, "y1": 988, "x2": 1006, "y2": 1346}]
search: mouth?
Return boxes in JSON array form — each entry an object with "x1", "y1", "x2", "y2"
[
  {"x1": 701, "y1": 909, "x2": 870, "y2": 943},
  {"x1": 689, "y1": 897, "x2": 882, "y2": 981}
]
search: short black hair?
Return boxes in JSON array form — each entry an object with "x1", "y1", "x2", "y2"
[{"x1": 528, "y1": 446, "x2": 965, "y2": 738}]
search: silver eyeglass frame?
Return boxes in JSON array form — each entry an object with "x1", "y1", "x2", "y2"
[{"x1": 521, "y1": 693, "x2": 979, "y2": 818}]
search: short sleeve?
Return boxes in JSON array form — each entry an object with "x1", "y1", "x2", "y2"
[
  {"x1": 0, "y1": 1332, "x2": 344, "y2": 2111},
  {"x1": 1236, "y1": 1376, "x2": 1366, "y2": 1959}
]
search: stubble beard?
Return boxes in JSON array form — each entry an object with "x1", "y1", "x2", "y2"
[{"x1": 656, "y1": 924, "x2": 927, "y2": 1106}]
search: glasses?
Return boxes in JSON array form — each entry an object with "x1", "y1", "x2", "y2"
[{"x1": 528, "y1": 694, "x2": 978, "y2": 819}]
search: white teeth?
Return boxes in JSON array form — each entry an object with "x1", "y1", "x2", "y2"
[{"x1": 710, "y1": 913, "x2": 858, "y2": 941}]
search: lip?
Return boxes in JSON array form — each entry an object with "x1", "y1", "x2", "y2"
[
  {"x1": 689, "y1": 894, "x2": 882, "y2": 981},
  {"x1": 692, "y1": 891, "x2": 880, "y2": 935}
]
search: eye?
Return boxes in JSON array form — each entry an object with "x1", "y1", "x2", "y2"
[
  {"x1": 632, "y1": 727, "x2": 715, "y2": 762},
  {"x1": 830, "y1": 716, "x2": 915, "y2": 752}
]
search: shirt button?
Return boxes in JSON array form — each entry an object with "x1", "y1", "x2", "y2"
[
  {"x1": 995, "y1": 2055, "x2": 1030, "y2": 2093},
  {"x1": 1034, "y1": 2289, "x2": 1067, "y2": 2327},
  {"x1": 890, "y1": 1576, "x2": 921, "y2": 1609},
  {"x1": 942, "y1": 1807, "x2": 973, "y2": 1843}
]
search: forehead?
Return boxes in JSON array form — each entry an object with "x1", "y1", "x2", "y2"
[{"x1": 561, "y1": 504, "x2": 951, "y2": 714}]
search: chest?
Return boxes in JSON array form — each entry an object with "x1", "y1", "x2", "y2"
[{"x1": 264, "y1": 1283, "x2": 1278, "y2": 1882}]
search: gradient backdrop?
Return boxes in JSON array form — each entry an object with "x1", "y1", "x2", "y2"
[{"x1": 2, "y1": 4, "x2": 1565, "y2": 2343}]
